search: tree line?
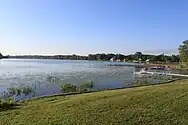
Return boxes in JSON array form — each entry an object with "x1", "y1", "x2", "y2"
[
  {"x1": 9, "y1": 55, "x2": 88, "y2": 60},
  {"x1": 0, "y1": 53, "x2": 3, "y2": 59},
  {"x1": 88, "y1": 53, "x2": 180, "y2": 63},
  {"x1": 87, "y1": 41, "x2": 187, "y2": 65},
  {"x1": 5, "y1": 53, "x2": 180, "y2": 63},
  {"x1": 1, "y1": 40, "x2": 187, "y2": 66}
]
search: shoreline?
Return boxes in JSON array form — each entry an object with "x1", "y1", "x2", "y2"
[
  {"x1": 22, "y1": 77, "x2": 186, "y2": 102},
  {"x1": 1, "y1": 79, "x2": 188, "y2": 125},
  {"x1": 109, "y1": 63, "x2": 188, "y2": 75}
]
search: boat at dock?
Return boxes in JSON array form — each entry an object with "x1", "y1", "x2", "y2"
[{"x1": 140, "y1": 65, "x2": 170, "y2": 75}]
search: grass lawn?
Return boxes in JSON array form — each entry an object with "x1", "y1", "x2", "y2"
[{"x1": 0, "y1": 79, "x2": 188, "y2": 125}]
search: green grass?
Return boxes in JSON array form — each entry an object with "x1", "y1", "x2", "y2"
[{"x1": 0, "y1": 80, "x2": 188, "y2": 125}]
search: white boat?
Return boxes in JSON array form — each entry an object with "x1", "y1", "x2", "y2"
[
  {"x1": 110, "y1": 58, "x2": 114, "y2": 62},
  {"x1": 140, "y1": 66, "x2": 170, "y2": 75},
  {"x1": 140, "y1": 68, "x2": 148, "y2": 74}
]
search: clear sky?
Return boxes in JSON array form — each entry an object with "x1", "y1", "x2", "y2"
[{"x1": 0, "y1": 0, "x2": 187, "y2": 55}]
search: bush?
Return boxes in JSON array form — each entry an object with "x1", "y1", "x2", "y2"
[
  {"x1": 61, "y1": 84, "x2": 77, "y2": 93},
  {"x1": 80, "y1": 81, "x2": 94, "y2": 89},
  {"x1": 180, "y1": 63, "x2": 188, "y2": 68},
  {"x1": 0, "y1": 97, "x2": 18, "y2": 111},
  {"x1": 60, "y1": 81, "x2": 94, "y2": 93}
]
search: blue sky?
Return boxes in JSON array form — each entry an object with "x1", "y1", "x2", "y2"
[{"x1": 0, "y1": 0, "x2": 187, "y2": 55}]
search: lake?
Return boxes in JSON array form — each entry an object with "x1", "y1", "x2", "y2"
[{"x1": 0, "y1": 59, "x2": 135, "y2": 99}]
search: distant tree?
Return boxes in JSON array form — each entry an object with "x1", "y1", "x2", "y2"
[
  {"x1": 70, "y1": 54, "x2": 77, "y2": 60},
  {"x1": 174, "y1": 55, "x2": 180, "y2": 62},
  {"x1": 150, "y1": 55, "x2": 157, "y2": 62},
  {"x1": 116, "y1": 54, "x2": 125, "y2": 60},
  {"x1": 127, "y1": 54, "x2": 134, "y2": 61},
  {"x1": 106, "y1": 54, "x2": 115, "y2": 60},
  {"x1": 179, "y1": 40, "x2": 188, "y2": 67},
  {"x1": 134, "y1": 52, "x2": 143, "y2": 60},
  {"x1": 88, "y1": 54, "x2": 97, "y2": 60},
  {"x1": 95, "y1": 54, "x2": 106, "y2": 60},
  {"x1": 135, "y1": 52, "x2": 142, "y2": 56},
  {"x1": 0, "y1": 53, "x2": 3, "y2": 58},
  {"x1": 169, "y1": 55, "x2": 180, "y2": 62},
  {"x1": 155, "y1": 54, "x2": 165, "y2": 62}
]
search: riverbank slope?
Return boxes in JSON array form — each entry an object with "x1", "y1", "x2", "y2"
[{"x1": 1, "y1": 79, "x2": 188, "y2": 125}]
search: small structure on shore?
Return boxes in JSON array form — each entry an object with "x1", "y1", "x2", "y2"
[
  {"x1": 145, "y1": 59, "x2": 150, "y2": 64},
  {"x1": 109, "y1": 57, "x2": 121, "y2": 62},
  {"x1": 110, "y1": 58, "x2": 116, "y2": 62},
  {"x1": 140, "y1": 65, "x2": 170, "y2": 75},
  {"x1": 116, "y1": 59, "x2": 121, "y2": 62}
]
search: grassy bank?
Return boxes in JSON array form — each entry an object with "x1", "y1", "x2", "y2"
[{"x1": 0, "y1": 79, "x2": 188, "y2": 125}]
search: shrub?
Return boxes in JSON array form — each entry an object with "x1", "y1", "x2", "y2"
[
  {"x1": 180, "y1": 63, "x2": 188, "y2": 68},
  {"x1": 80, "y1": 81, "x2": 94, "y2": 89},
  {"x1": 0, "y1": 97, "x2": 17, "y2": 111},
  {"x1": 61, "y1": 84, "x2": 77, "y2": 93}
]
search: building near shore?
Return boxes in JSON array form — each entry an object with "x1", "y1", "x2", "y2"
[{"x1": 146, "y1": 59, "x2": 150, "y2": 64}]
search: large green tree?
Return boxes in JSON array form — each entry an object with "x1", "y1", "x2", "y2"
[{"x1": 179, "y1": 40, "x2": 188, "y2": 67}]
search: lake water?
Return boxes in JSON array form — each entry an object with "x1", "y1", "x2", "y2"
[{"x1": 0, "y1": 59, "x2": 134, "y2": 99}]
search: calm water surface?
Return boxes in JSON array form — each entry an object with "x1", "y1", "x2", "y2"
[{"x1": 0, "y1": 59, "x2": 134, "y2": 99}]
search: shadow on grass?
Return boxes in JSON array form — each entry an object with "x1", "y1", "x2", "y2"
[{"x1": 0, "y1": 103, "x2": 21, "y2": 112}]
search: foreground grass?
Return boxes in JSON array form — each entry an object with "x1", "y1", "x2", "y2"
[{"x1": 0, "y1": 80, "x2": 188, "y2": 125}]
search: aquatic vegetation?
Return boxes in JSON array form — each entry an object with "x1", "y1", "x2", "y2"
[
  {"x1": 7, "y1": 86, "x2": 34, "y2": 97},
  {"x1": 133, "y1": 79, "x2": 151, "y2": 87},
  {"x1": 78, "y1": 81, "x2": 94, "y2": 93},
  {"x1": 134, "y1": 74, "x2": 176, "y2": 87},
  {"x1": 60, "y1": 81, "x2": 94, "y2": 93},
  {"x1": 22, "y1": 86, "x2": 34, "y2": 96},
  {"x1": 0, "y1": 86, "x2": 34, "y2": 111},
  {"x1": 7, "y1": 87, "x2": 17, "y2": 96},
  {"x1": 60, "y1": 84, "x2": 77, "y2": 93},
  {"x1": 1, "y1": 86, "x2": 34, "y2": 102},
  {"x1": 79, "y1": 81, "x2": 94, "y2": 89},
  {"x1": 46, "y1": 75, "x2": 61, "y2": 83},
  {"x1": 0, "y1": 59, "x2": 134, "y2": 99}
]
